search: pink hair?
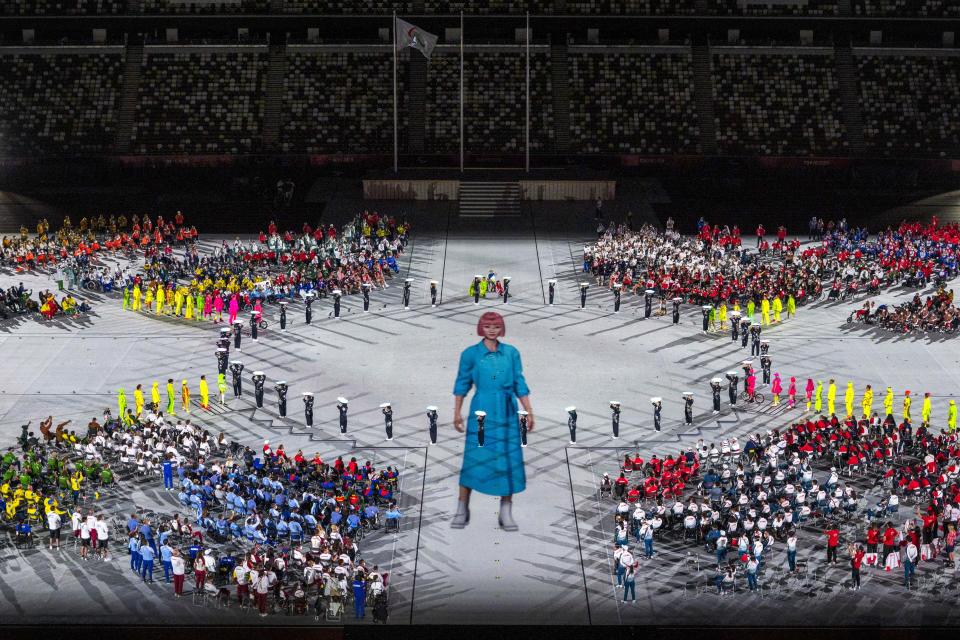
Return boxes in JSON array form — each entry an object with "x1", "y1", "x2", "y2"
[{"x1": 477, "y1": 311, "x2": 506, "y2": 336}]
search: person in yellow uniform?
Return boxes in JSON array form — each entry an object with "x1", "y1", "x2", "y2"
[
  {"x1": 199, "y1": 375, "x2": 209, "y2": 410},
  {"x1": 718, "y1": 302, "x2": 728, "y2": 331},
  {"x1": 151, "y1": 382, "x2": 161, "y2": 412},
  {"x1": 815, "y1": 380, "x2": 824, "y2": 414},
  {"x1": 772, "y1": 296, "x2": 783, "y2": 323},
  {"x1": 949, "y1": 400, "x2": 957, "y2": 433},
  {"x1": 761, "y1": 297, "x2": 771, "y2": 326},
  {"x1": 144, "y1": 285, "x2": 154, "y2": 313},
  {"x1": 786, "y1": 294, "x2": 796, "y2": 319},
  {"x1": 132, "y1": 283, "x2": 142, "y2": 311},
  {"x1": 883, "y1": 387, "x2": 894, "y2": 418},
  {"x1": 184, "y1": 289, "x2": 194, "y2": 320},
  {"x1": 844, "y1": 382, "x2": 855, "y2": 419},
  {"x1": 862, "y1": 384, "x2": 874, "y2": 419},
  {"x1": 118, "y1": 388, "x2": 127, "y2": 419},
  {"x1": 181, "y1": 380, "x2": 191, "y2": 414},
  {"x1": 827, "y1": 379, "x2": 837, "y2": 417},
  {"x1": 174, "y1": 287, "x2": 184, "y2": 317},
  {"x1": 134, "y1": 384, "x2": 145, "y2": 416},
  {"x1": 218, "y1": 373, "x2": 228, "y2": 405},
  {"x1": 903, "y1": 390, "x2": 912, "y2": 422},
  {"x1": 166, "y1": 379, "x2": 176, "y2": 416},
  {"x1": 921, "y1": 392, "x2": 932, "y2": 426},
  {"x1": 155, "y1": 284, "x2": 165, "y2": 315}
]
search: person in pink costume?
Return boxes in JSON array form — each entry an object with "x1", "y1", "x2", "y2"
[
  {"x1": 805, "y1": 378, "x2": 815, "y2": 412},
  {"x1": 213, "y1": 293, "x2": 224, "y2": 323},
  {"x1": 771, "y1": 373, "x2": 782, "y2": 406},
  {"x1": 228, "y1": 294, "x2": 239, "y2": 325},
  {"x1": 746, "y1": 368, "x2": 757, "y2": 398},
  {"x1": 787, "y1": 376, "x2": 797, "y2": 409}
]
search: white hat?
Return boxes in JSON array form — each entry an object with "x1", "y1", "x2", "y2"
[
  {"x1": 474, "y1": 275, "x2": 483, "y2": 279},
  {"x1": 730, "y1": 310, "x2": 741, "y2": 316},
  {"x1": 231, "y1": 360, "x2": 242, "y2": 366},
  {"x1": 302, "y1": 392, "x2": 313, "y2": 397},
  {"x1": 673, "y1": 297, "x2": 683, "y2": 302},
  {"x1": 253, "y1": 371, "x2": 264, "y2": 376},
  {"x1": 645, "y1": 289, "x2": 655, "y2": 295},
  {"x1": 580, "y1": 282, "x2": 589, "y2": 287},
  {"x1": 683, "y1": 391, "x2": 693, "y2": 397},
  {"x1": 548, "y1": 279, "x2": 557, "y2": 285},
  {"x1": 405, "y1": 278, "x2": 413, "y2": 283},
  {"x1": 474, "y1": 410, "x2": 487, "y2": 417},
  {"x1": 430, "y1": 280, "x2": 438, "y2": 285},
  {"x1": 702, "y1": 305, "x2": 712, "y2": 310},
  {"x1": 613, "y1": 283, "x2": 622, "y2": 289},
  {"x1": 233, "y1": 320, "x2": 243, "y2": 325},
  {"x1": 727, "y1": 371, "x2": 738, "y2": 376},
  {"x1": 761, "y1": 339, "x2": 769, "y2": 345},
  {"x1": 610, "y1": 400, "x2": 621, "y2": 406},
  {"x1": 362, "y1": 282, "x2": 371, "y2": 288},
  {"x1": 711, "y1": 378, "x2": 722, "y2": 384},
  {"x1": 651, "y1": 397, "x2": 662, "y2": 403},
  {"x1": 379, "y1": 402, "x2": 391, "y2": 408},
  {"x1": 518, "y1": 410, "x2": 529, "y2": 416},
  {"x1": 565, "y1": 406, "x2": 577, "y2": 413},
  {"x1": 278, "y1": 301, "x2": 288, "y2": 305},
  {"x1": 337, "y1": 397, "x2": 348, "y2": 404},
  {"x1": 426, "y1": 406, "x2": 438, "y2": 412},
  {"x1": 503, "y1": 275, "x2": 511, "y2": 281},
  {"x1": 332, "y1": 289, "x2": 342, "y2": 296}
]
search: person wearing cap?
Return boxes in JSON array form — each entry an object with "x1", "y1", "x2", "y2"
[
  {"x1": 771, "y1": 373, "x2": 782, "y2": 406},
  {"x1": 903, "y1": 390, "x2": 912, "y2": 422},
  {"x1": 883, "y1": 387, "x2": 894, "y2": 418},
  {"x1": 181, "y1": 380, "x2": 190, "y2": 414},
  {"x1": 451, "y1": 311, "x2": 534, "y2": 532},
  {"x1": 787, "y1": 376, "x2": 797, "y2": 409}
]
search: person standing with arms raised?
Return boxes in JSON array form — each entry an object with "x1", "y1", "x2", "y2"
[{"x1": 451, "y1": 312, "x2": 534, "y2": 531}]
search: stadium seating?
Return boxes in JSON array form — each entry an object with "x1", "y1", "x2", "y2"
[
  {"x1": 710, "y1": 0, "x2": 837, "y2": 15},
  {"x1": 852, "y1": 0, "x2": 960, "y2": 16},
  {"x1": 0, "y1": 0, "x2": 123, "y2": 13},
  {"x1": 282, "y1": 0, "x2": 411, "y2": 13},
  {"x1": 142, "y1": 0, "x2": 267, "y2": 13},
  {"x1": 712, "y1": 53, "x2": 845, "y2": 156},
  {"x1": 426, "y1": 51, "x2": 553, "y2": 153},
  {"x1": 0, "y1": 52, "x2": 122, "y2": 154},
  {"x1": 281, "y1": 50, "x2": 405, "y2": 153},
  {"x1": 568, "y1": 50, "x2": 700, "y2": 154},
  {"x1": 566, "y1": 0, "x2": 696, "y2": 14},
  {"x1": 857, "y1": 54, "x2": 960, "y2": 157},
  {"x1": 424, "y1": 0, "x2": 553, "y2": 13},
  {"x1": 132, "y1": 50, "x2": 267, "y2": 154}
]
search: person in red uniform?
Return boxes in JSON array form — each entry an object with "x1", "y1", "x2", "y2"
[
  {"x1": 756, "y1": 223, "x2": 766, "y2": 248},
  {"x1": 825, "y1": 528, "x2": 840, "y2": 564},
  {"x1": 866, "y1": 524, "x2": 879, "y2": 554},
  {"x1": 882, "y1": 524, "x2": 899, "y2": 561},
  {"x1": 849, "y1": 543, "x2": 865, "y2": 589}
]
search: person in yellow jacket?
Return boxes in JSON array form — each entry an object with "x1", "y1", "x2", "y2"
[
  {"x1": 217, "y1": 373, "x2": 228, "y2": 405},
  {"x1": 786, "y1": 294, "x2": 796, "y2": 319},
  {"x1": 155, "y1": 285, "x2": 165, "y2": 315},
  {"x1": 883, "y1": 387, "x2": 894, "y2": 418},
  {"x1": 921, "y1": 392, "x2": 932, "y2": 426},
  {"x1": 199, "y1": 375, "x2": 209, "y2": 410},
  {"x1": 903, "y1": 390, "x2": 912, "y2": 422},
  {"x1": 772, "y1": 296, "x2": 783, "y2": 323},
  {"x1": 181, "y1": 380, "x2": 191, "y2": 413},
  {"x1": 166, "y1": 379, "x2": 176, "y2": 415},
  {"x1": 862, "y1": 384, "x2": 874, "y2": 419},
  {"x1": 718, "y1": 302, "x2": 727, "y2": 331},
  {"x1": 134, "y1": 384, "x2": 145, "y2": 416},
  {"x1": 184, "y1": 290, "x2": 194, "y2": 320},
  {"x1": 949, "y1": 400, "x2": 957, "y2": 433},
  {"x1": 174, "y1": 287, "x2": 184, "y2": 317},
  {"x1": 151, "y1": 382, "x2": 161, "y2": 412},
  {"x1": 827, "y1": 379, "x2": 837, "y2": 416},
  {"x1": 815, "y1": 380, "x2": 824, "y2": 414},
  {"x1": 132, "y1": 283, "x2": 142, "y2": 311},
  {"x1": 761, "y1": 297, "x2": 771, "y2": 326},
  {"x1": 144, "y1": 285, "x2": 154, "y2": 311},
  {"x1": 844, "y1": 382, "x2": 855, "y2": 418},
  {"x1": 118, "y1": 388, "x2": 127, "y2": 419}
]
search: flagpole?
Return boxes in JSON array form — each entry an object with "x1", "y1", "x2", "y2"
[
  {"x1": 525, "y1": 11, "x2": 530, "y2": 173},
  {"x1": 459, "y1": 10, "x2": 464, "y2": 173},
  {"x1": 393, "y1": 11, "x2": 398, "y2": 175}
]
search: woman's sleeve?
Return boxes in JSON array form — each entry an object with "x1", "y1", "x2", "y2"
[
  {"x1": 453, "y1": 348, "x2": 473, "y2": 397},
  {"x1": 513, "y1": 348, "x2": 531, "y2": 398}
]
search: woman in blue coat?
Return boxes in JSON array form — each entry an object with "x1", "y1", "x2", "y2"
[{"x1": 451, "y1": 311, "x2": 535, "y2": 531}]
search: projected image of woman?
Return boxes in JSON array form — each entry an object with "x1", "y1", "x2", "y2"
[{"x1": 451, "y1": 311, "x2": 534, "y2": 531}]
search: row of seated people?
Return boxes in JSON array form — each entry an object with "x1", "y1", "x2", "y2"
[
  {"x1": 133, "y1": 51, "x2": 267, "y2": 154},
  {"x1": 282, "y1": 52, "x2": 403, "y2": 153},
  {"x1": 0, "y1": 53, "x2": 122, "y2": 155},
  {"x1": 712, "y1": 53, "x2": 846, "y2": 156},
  {"x1": 857, "y1": 54, "x2": 960, "y2": 158},
  {"x1": 853, "y1": 0, "x2": 960, "y2": 16},
  {"x1": 568, "y1": 52, "x2": 700, "y2": 154}
]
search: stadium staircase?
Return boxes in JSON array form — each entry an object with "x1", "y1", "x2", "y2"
[
  {"x1": 408, "y1": 55, "x2": 427, "y2": 153},
  {"x1": 837, "y1": 0, "x2": 852, "y2": 15},
  {"x1": 691, "y1": 39, "x2": 718, "y2": 155},
  {"x1": 550, "y1": 43, "x2": 571, "y2": 153},
  {"x1": 834, "y1": 41, "x2": 866, "y2": 155},
  {"x1": 262, "y1": 42, "x2": 287, "y2": 152},
  {"x1": 459, "y1": 182, "x2": 522, "y2": 218},
  {"x1": 114, "y1": 41, "x2": 144, "y2": 154}
]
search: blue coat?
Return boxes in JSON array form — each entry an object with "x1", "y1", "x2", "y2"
[{"x1": 453, "y1": 340, "x2": 530, "y2": 496}]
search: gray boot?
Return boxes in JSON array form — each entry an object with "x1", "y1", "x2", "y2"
[
  {"x1": 498, "y1": 499, "x2": 518, "y2": 531},
  {"x1": 450, "y1": 499, "x2": 470, "y2": 529}
]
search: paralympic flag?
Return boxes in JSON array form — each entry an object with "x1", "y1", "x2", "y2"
[{"x1": 395, "y1": 17, "x2": 438, "y2": 60}]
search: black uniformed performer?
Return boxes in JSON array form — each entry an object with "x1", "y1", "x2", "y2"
[
  {"x1": 644, "y1": 289, "x2": 654, "y2": 319},
  {"x1": 610, "y1": 401, "x2": 621, "y2": 439},
  {"x1": 475, "y1": 410, "x2": 486, "y2": 447},
  {"x1": 701, "y1": 305, "x2": 712, "y2": 332},
  {"x1": 759, "y1": 339, "x2": 770, "y2": 356},
  {"x1": 427, "y1": 406, "x2": 439, "y2": 444},
  {"x1": 303, "y1": 392, "x2": 314, "y2": 427},
  {"x1": 579, "y1": 283, "x2": 589, "y2": 309},
  {"x1": 279, "y1": 301, "x2": 288, "y2": 331},
  {"x1": 337, "y1": 397, "x2": 349, "y2": 433},
  {"x1": 750, "y1": 324, "x2": 762, "y2": 356},
  {"x1": 683, "y1": 391, "x2": 694, "y2": 425},
  {"x1": 726, "y1": 371, "x2": 739, "y2": 407},
  {"x1": 229, "y1": 360, "x2": 244, "y2": 398},
  {"x1": 304, "y1": 293, "x2": 314, "y2": 324},
  {"x1": 651, "y1": 397, "x2": 662, "y2": 432},
  {"x1": 250, "y1": 311, "x2": 258, "y2": 341},
  {"x1": 332, "y1": 289, "x2": 342, "y2": 319},
  {"x1": 760, "y1": 354, "x2": 772, "y2": 385},
  {"x1": 473, "y1": 276, "x2": 482, "y2": 304},
  {"x1": 730, "y1": 310, "x2": 741, "y2": 341},
  {"x1": 711, "y1": 378, "x2": 723, "y2": 414},
  {"x1": 672, "y1": 297, "x2": 682, "y2": 324},
  {"x1": 381, "y1": 402, "x2": 394, "y2": 440},
  {"x1": 518, "y1": 409, "x2": 529, "y2": 447},
  {"x1": 216, "y1": 348, "x2": 229, "y2": 375},
  {"x1": 403, "y1": 279, "x2": 412, "y2": 309},
  {"x1": 362, "y1": 283, "x2": 371, "y2": 313},
  {"x1": 252, "y1": 371, "x2": 266, "y2": 408},
  {"x1": 233, "y1": 320, "x2": 243, "y2": 351},
  {"x1": 548, "y1": 279, "x2": 556, "y2": 306},
  {"x1": 740, "y1": 317, "x2": 751, "y2": 348},
  {"x1": 566, "y1": 406, "x2": 577, "y2": 444},
  {"x1": 275, "y1": 381, "x2": 289, "y2": 417},
  {"x1": 502, "y1": 276, "x2": 511, "y2": 304},
  {"x1": 430, "y1": 280, "x2": 438, "y2": 307}
]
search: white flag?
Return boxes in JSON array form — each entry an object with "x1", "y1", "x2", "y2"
[{"x1": 395, "y1": 17, "x2": 438, "y2": 60}]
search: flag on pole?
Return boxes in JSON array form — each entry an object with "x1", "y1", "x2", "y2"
[{"x1": 395, "y1": 17, "x2": 438, "y2": 60}]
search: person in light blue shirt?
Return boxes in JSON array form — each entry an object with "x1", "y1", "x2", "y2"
[
  {"x1": 129, "y1": 535, "x2": 142, "y2": 573},
  {"x1": 139, "y1": 543, "x2": 156, "y2": 583},
  {"x1": 160, "y1": 542, "x2": 174, "y2": 582}
]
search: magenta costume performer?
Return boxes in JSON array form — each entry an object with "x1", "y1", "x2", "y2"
[
  {"x1": 451, "y1": 311, "x2": 534, "y2": 531},
  {"x1": 228, "y1": 294, "x2": 239, "y2": 325}
]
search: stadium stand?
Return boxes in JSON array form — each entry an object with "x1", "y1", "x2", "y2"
[
  {"x1": 142, "y1": 0, "x2": 267, "y2": 13},
  {"x1": 852, "y1": 0, "x2": 960, "y2": 16},
  {"x1": 132, "y1": 49, "x2": 268, "y2": 154},
  {"x1": 568, "y1": 49, "x2": 700, "y2": 154},
  {"x1": 565, "y1": 0, "x2": 696, "y2": 14},
  {"x1": 0, "y1": 0, "x2": 123, "y2": 14},
  {"x1": 281, "y1": 49, "x2": 407, "y2": 153},
  {"x1": 712, "y1": 51, "x2": 846, "y2": 156},
  {"x1": 0, "y1": 51, "x2": 122, "y2": 155},
  {"x1": 857, "y1": 53, "x2": 960, "y2": 158},
  {"x1": 710, "y1": 0, "x2": 837, "y2": 15}
]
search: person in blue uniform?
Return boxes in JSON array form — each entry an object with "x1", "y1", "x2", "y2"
[{"x1": 451, "y1": 311, "x2": 535, "y2": 531}]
